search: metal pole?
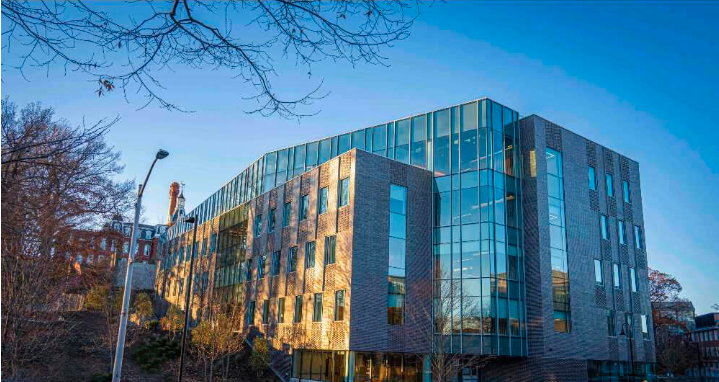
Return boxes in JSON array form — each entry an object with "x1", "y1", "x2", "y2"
[
  {"x1": 111, "y1": 149, "x2": 167, "y2": 382},
  {"x1": 628, "y1": 326, "x2": 634, "y2": 382},
  {"x1": 111, "y1": 185, "x2": 144, "y2": 382},
  {"x1": 177, "y1": 216, "x2": 199, "y2": 382}
]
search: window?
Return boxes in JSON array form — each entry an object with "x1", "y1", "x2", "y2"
[
  {"x1": 246, "y1": 258, "x2": 253, "y2": 280},
  {"x1": 283, "y1": 202, "x2": 292, "y2": 227},
  {"x1": 123, "y1": 241, "x2": 129, "y2": 253},
  {"x1": 594, "y1": 259, "x2": 603, "y2": 285},
  {"x1": 247, "y1": 301, "x2": 256, "y2": 325},
  {"x1": 100, "y1": 238, "x2": 107, "y2": 250},
  {"x1": 300, "y1": 195, "x2": 309, "y2": 220},
  {"x1": 588, "y1": 166, "x2": 597, "y2": 190},
  {"x1": 143, "y1": 245, "x2": 150, "y2": 257},
  {"x1": 634, "y1": 225, "x2": 643, "y2": 249},
  {"x1": 335, "y1": 290, "x2": 345, "y2": 321},
  {"x1": 339, "y1": 177, "x2": 350, "y2": 207},
  {"x1": 388, "y1": 184, "x2": 407, "y2": 326},
  {"x1": 305, "y1": 241, "x2": 315, "y2": 268},
  {"x1": 287, "y1": 247, "x2": 298, "y2": 273},
  {"x1": 262, "y1": 300, "x2": 270, "y2": 324},
  {"x1": 630, "y1": 267, "x2": 638, "y2": 292},
  {"x1": 313, "y1": 293, "x2": 323, "y2": 322},
  {"x1": 294, "y1": 295, "x2": 303, "y2": 323},
  {"x1": 606, "y1": 173, "x2": 614, "y2": 197},
  {"x1": 254, "y1": 215, "x2": 262, "y2": 236},
  {"x1": 278, "y1": 298, "x2": 285, "y2": 323},
  {"x1": 613, "y1": 263, "x2": 621, "y2": 289},
  {"x1": 623, "y1": 181, "x2": 631, "y2": 203},
  {"x1": 607, "y1": 310, "x2": 616, "y2": 336},
  {"x1": 324, "y1": 236, "x2": 336, "y2": 265},
  {"x1": 318, "y1": 187, "x2": 328, "y2": 214},
  {"x1": 600, "y1": 215, "x2": 609, "y2": 240},
  {"x1": 547, "y1": 149, "x2": 571, "y2": 333},
  {"x1": 268, "y1": 208, "x2": 276, "y2": 233},
  {"x1": 618, "y1": 220, "x2": 626, "y2": 245},
  {"x1": 271, "y1": 251, "x2": 281, "y2": 276},
  {"x1": 258, "y1": 255, "x2": 266, "y2": 279}
]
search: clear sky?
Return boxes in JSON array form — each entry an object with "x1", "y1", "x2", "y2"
[{"x1": 2, "y1": 2, "x2": 717, "y2": 313}]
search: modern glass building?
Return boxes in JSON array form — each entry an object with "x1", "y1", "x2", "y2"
[{"x1": 156, "y1": 98, "x2": 655, "y2": 382}]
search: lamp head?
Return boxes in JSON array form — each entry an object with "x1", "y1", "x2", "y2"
[
  {"x1": 156, "y1": 149, "x2": 170, "y2": 160},
  {"x1": 620, "y1": 328, "x2": 626, "y2": 336},
  {"x1": 184, "y1": 216, "x2": 196, "y2": 224}
]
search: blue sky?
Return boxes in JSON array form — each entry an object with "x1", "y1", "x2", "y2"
[{"x1": 3, "y1": 2, "x2": 717, "y2": 313}]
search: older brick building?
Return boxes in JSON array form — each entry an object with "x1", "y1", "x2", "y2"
[{"x1": 155, "y1": 98, "x2": 656, "y2": 381}]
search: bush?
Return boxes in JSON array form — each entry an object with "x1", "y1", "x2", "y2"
[
  {"x1": 88, "y1": 373, "x2": 111, "y2": 382},
  {"x1": 129, "y1": 337, "x2": 181, "y2": 372},
  {"x1": 144, "y1": 319, "x2": 160, "y2": 331}
]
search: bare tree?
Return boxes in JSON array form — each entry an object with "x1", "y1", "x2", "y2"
[
  {"x1": 1, "y1": 98, "x2": 133, "y2": 378},
  {"x1": 191, "y1": 304, "x2": 245, "y2": 382},
  {"x1": 412, "y1": 272, "x2": 494, "y2": 382},
  {"x1": 2, "y1": 1, "x2": 420, "y2": 116}
]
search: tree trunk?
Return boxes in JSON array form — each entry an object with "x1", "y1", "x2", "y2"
[{"x1": 208, "y1": 357, "x2": 214, "y2": 382}]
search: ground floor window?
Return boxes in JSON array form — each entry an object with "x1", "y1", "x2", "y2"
[
  {"x1": 587, "y1": 360, "x2": 656, "y2": 381},
  {"x1": 354, "y1": 352, "x2": 422, "y2": 382},
  {"x1": 292, "y1": 349, "x2": 346, "y2": 382}
]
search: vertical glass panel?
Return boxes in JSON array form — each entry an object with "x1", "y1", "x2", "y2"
[
  {"x1": 352, "y1": 130, "x2": 365, "y2": 150},
  {"x1": 492, "y1": 101, "x2": 503, "y2": 132},
  {"x1": 594, "y1": 259, "x2": 603, "y2": 285},
  {"x1": 396, "y1": 119, "x2": 410, "y2": 146},
  {"x1": 493, "y1": 130, "x2": 504, "y2": 172},
  {"x1": 265, "y1": 152, "x2": 277, "y2": 174},
  {"x1": 319, "y1": 139, "x2": 331, "y2": 164},
  {"x1": 338, "y1": 134, "x2": 351, "y2": 154},
  {"x1": 623, "y1": 181, "x2": 631, "y2": 203},
  {"x1": 294, "y1": 144, "x2": 306, "y2": 171},
  {"x1": 411, "y1": 115, "x2": 427, "y2": 168},
  {"x1": 435, "y1": 192, "x2": 451, "y2": 227},
  {"x1": 589, "y1": 166, "x2": 597, "y2": 190},
  {"x1": 461, "y1": 187, "x2": 479, "y2": 224},
  {"x1": 306, "y1": 141, "x2": 319, "y2": 168},
  {"x1": 606, "y1": 173, "x2": 614, "y2": 197},
  {"x1": 373, "y1": 125, "x2": 387, "y2": 149},
  {"x1": 460, "y1": 129, "x2": 478, "y2": 172},
  {"x1": 461, "y1": 102, "x2": 478, "y2": 131}
]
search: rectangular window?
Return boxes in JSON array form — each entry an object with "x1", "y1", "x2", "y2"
[
  {"x1": 641, "y1": 315, "x2": 649, "y2": 338},
  {"x1": 623, "y1": 180, "x2": 631, "y2": 203},
  {"x1": 262, "y1": 300, "x2": 270, "y2": 324},
  {"x1": 324, "y1": 236, "x2": 336, "y2": 265},
  {"x1": 271, "y1": 251, "x2": 281, "y2": 276},
  {"x1": 618, "y1": 220, "x2": 626, "y2": 245},
  {"x1": 335, "y1": 290, "x2": 345, "y2": 321},
  {"x1": 339, "y1": 177, "x2": 350, "y2": 207},
  {"x1": 388, "y1": 184, "x2": 407, "y2": 326},
  {"x1": 601, "y1": 215, "x2": 609, "y2": 240},
  {"x1": 294, "y1": 295, "x2": 303, "y2": 323},
  {"x1": 547, "y1": 149, "x2": 571, "y2": 333},
  {"x1": 287, "y1": 247, "x2": 298, "y2": 273},
  {"x1": 630, "y1": 267, "x2": 638, "y2": 292},
  {"x1": 283, "y1": 202, "x2": 292, "y2": 227},
  {"x1": 634, "y1": 225, "x2": 643, "y2": 249},
  {"x1": 258, "y1": 255, "x2": 266, "y2": 279},
  {"x1": 607, "y1": 310, "x2": 616, "y2": 336},
  {"x1": 278, "y1": 297, "x2": 285, "y2": 323},
  {"x1": 247, "y1": 301, "x2": 256, "y2": 325},
  {"x1": 606, "y1": 173, "x2": 614, "y2": 197},
  {"x1": 594, "y1": 259, "x2": 603, "y2": 285},
  {"x1": 588, "y1": 166, "x2": 596, "y2": 190},
  {"x1": 246, "y1": 258, "x2": 253, "y2": 280},
  {"x1": 613, "y1": 263, "x2": 621, "y2": 289},
  {"x1": 300, "y1": 194, "x2": 309, "y2": 220},
  {"x1": 313, "y1": 293, "x2": 323, "y2": 322},
  {"x1": 268, "y1": 208, "x2": 276, "y2": 232},
  {"x1": 318, "y1": 187, "x2": 328, "y2": 214},
  {"x1": 254, "y1": 215, "x2": 262, "y2": 237},
  {"x1": 305, "y1": 241, "x2": 315, "y2": 268}
]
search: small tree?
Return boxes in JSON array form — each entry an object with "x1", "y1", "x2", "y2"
[
  {"x1": 84, "y1": 285, "x2": 123, "y2": 365},
  {"x1": 655, "y1": 327, "x2": 697, "y2": 375},
  {"x1": 133, "y1": 292, "x2": 154, "y2": 325},
  {"x1": 160, "y1": 305, "x2": 185, "y2": 340},
  {"x1": 191, "y1": 306, "x2": 244, "y2": 382},
  {"x1": 250, "y1": 337, "x2": 271, "y2": 378}
]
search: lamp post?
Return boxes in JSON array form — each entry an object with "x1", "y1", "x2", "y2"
[
  {"x1": 620, "y1": 322, "x2": 635, "y2": 382},
  {"x1": 112, "y1": 149, "x2": 169, "y2": 382},
  {"x1": 177, "y1": 215, "x2": 199, "y2": 382}
]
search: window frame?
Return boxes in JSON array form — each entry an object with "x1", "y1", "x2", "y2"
[
  {"x1": 324, "y1": 236, "x2": 336, "y2": 265},
  {"x1": 606, "y1": 173, "x2": 614, "y2": 197},
  {"x1": 623, "y1": 180, "x2": 631, "y2": 203},
  {"x1": 594, "y1": 259, "x2": 604, "y2": 285},
  {"x1": 339, "y1": 177, "x2": 350, "y2": 207},
  {"x1": 334, "y1": 290, "x2": 345, "y2": 321},
  {"x1": 588, "y1": 166, "x2": 597, "y2": 190},
  {"x1": 318, "y1": 187, "x2": 328, "y2": 214},
  {"x1": 312, "y1": 293, "x2": 323, "y2": 322},
  {"x1": 294, "y1": 295, "x2": 303, "y2": 323}
]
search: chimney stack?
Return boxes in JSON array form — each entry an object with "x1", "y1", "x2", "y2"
[{"x1": 167, "y1": 182, "x2": 180, "y2": 226}]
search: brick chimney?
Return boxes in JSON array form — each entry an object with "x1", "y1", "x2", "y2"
[{"x1": 167, "y1": 181, "x2": 180, "y2": 226}]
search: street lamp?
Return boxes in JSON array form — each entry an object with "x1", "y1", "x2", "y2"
[
  {"x1": 620, "y1": 322, "x2": 635, "y2": 382},
  {"x1": 112, "y1": 149, "x2": 169, "y2": 382},
  {"x1": 177, "y1": 215, "x2": 199, "y2": 382}
]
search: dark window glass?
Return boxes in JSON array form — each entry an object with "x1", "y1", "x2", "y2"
[
  {"x1": 247, "y1": 301, "x2": 255, "y2": 325},
  {"x1": 313, "y1": 293, "x2": 323, "y2": 322},
  {"x1": 335, "y1": 290, "x2": 345, "y2": 321},
  {"x1": 254, "y1": 215, "x2": 262, "y2": 237},
  {"x1": 305, "y1": 241, "x2": 315, "y2": 268},
  {"x1": 300, "y1": 194, "x2": 309, "y2": 220},
  {"x1": 434, "y1": 192, "x2": 451, "y2": 226},
  {"x1": 271, "y1": 251, "x2": 281, "y2": 275},
  {"x1": 623, "y1": 180, "x2": 631, "y2": 203},
  {"x1": 634, "y1": 225, "x2": 643, "y2": 249},
  {"x1": 339, "y1": 178, "x2": 350, "y2": 207},
  {"x1": 324, "y1": 236, "x2": 336, "y2": 265},
  {"x1": 268, "y1": 208, "x2": 276, "y2": 233},
  {"x1": 258, "y1": 255, "x2": 266, "y2": 279},
  {"x1": 287, "y1": 247, "x2": 298, "y2": 273},
  {"x1": 318, "y1": 187, "x2": 328, "y2": 214},
  {"x1": 618, "y1": 220, "x2": 626, "y2": 245},
  {"x1": 262, "y1": 300, "x2": 270, "y2": 324},
  {"x1": 613, "y1": 263, "x2": 621, "y2": 289},
  {"x1": 589, "y1": 166, "x2": 597, "y2": 190},
  {"x1": 601, "y1": 215, "x2": 609, "y2": 240},
  {"x1": 278, "y1": 298, "x2": 285, "y2": 323},
  {"x1": 294, "y1": 295, "x2": 303, "y2": 323},
  {"x1": 338, "y1": 134, "x2": 351, "y2": 154},
  {"x1": 607, "y1": 310, "x2": 615, "y2": 336},
  {"x1": 283, "y1": 202, "x2": 292, "y2": 227},
  {"x1": 606, "y1": 173, "x2": 614, "y2": 197}
]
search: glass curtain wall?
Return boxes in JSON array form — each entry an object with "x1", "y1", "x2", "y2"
[
  {"x1": 546, "y1": 148, "x2": 571, "y2": 333},
  {"x1": 432, "y1": 100, "x2": 525, "y2": 356}
]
